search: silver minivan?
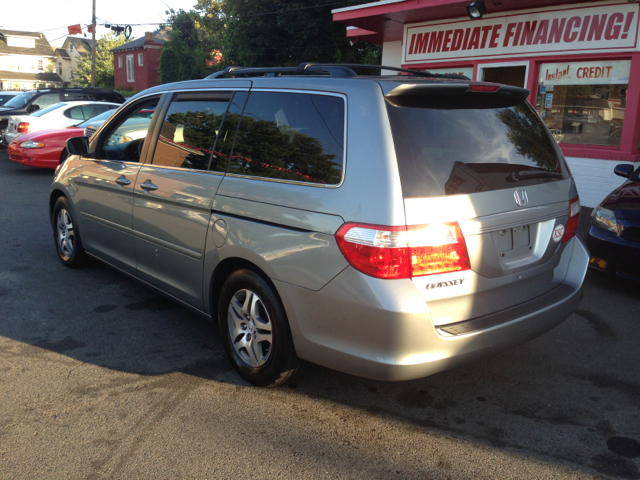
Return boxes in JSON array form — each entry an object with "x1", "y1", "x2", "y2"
[{"x1": 50, "y1": 64, "x2": 589, "y2": 386}]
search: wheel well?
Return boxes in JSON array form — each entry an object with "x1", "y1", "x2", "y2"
[
  {"x1": 49, "y1": 189, "x2": 66, "y2": 217},
  {"x1": 209, "y1": 257, "x2": 274, "y2": 322}
]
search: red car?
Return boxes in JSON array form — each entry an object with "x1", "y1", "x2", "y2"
[{"x1": 7, "y1": 109, "x2": 116, "y2": 169}]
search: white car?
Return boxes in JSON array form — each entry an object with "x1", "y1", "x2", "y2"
[{"x1": 3, "y1": 101, "x2": 120, "y2": 144}]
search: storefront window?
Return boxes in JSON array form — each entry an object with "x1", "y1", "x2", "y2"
[{"x1": 537, "y1": 60, "x2": 630, "y2": 147}]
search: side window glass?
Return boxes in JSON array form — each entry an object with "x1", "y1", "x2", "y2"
[
  {"x1": 82, "y1": 104, "x2": 111, "y2": 120},
  {"x1": 32, "y1": 93, "x2": 61, "y2": 109},
  {"x1": 66, "y1": 106, "x2": 86, "y2": 120},
  {"x1": 63, "y1": 93, "x2": 89, "y2": 101},
  {"x1": 229, "y1": 92, "x2": 344, "y2": 185},
  {"x1": 210, "y1": 91, "x2": 248, "y2": 172},
  {"x1": 101, "y1": 99, "x2": 159, "y2": 162},
  {"x1": 151, "y1": 92, "x2": 230, "y2": 170}
]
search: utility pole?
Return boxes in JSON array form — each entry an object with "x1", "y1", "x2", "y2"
[{"x1": 91, "y1": 0, "x2": 96, "y2": 87}]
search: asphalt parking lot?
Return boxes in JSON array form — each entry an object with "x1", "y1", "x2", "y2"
[{"x1": 0, "y1": 149, "x2": 639, "y2": 480}]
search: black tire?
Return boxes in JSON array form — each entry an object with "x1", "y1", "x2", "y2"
[
  {"x1": 51, "y1": 196, "x2": 87, "y2": 268},
  {"x1": 59, "y1": 148, "x2": 68, "y2": 165},
  {"x1": 218, "y1": 269, "x2": 303, "y2": 386}
]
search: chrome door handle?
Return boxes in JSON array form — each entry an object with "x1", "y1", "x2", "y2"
[
  {"x1": 115, "y1": 177, "x2": 131, "y2": 186},
  {"x1": 140, "y1": 181, "x2": 158, "y2": 192}
]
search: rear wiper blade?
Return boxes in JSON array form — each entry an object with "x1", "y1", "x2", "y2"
[{"x1": 508, "y1": 170, "x2": 563, "y2": 181}]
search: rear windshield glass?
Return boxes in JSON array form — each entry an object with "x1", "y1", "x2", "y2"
[
  {"x1": 31, "y1": 103, "x2": 66, "y2": 117},
  {"x1": 386, "y1": 101, "x2": 568, "y2": 198}
]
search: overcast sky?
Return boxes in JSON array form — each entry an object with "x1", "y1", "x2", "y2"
[{"x1": 2, "y1": 0, "x2": 200, "y2": 47}]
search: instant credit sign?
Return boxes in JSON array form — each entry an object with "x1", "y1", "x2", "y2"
[
  {"x1": 403, "y1": 2, "x2": 639, "y2": 64},
  {"x1": 539, "y1": 60, "x2": 631, "y2": 85}
]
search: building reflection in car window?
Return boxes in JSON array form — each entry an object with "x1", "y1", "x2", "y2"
[
  {"x1": 228, "y1": 92, "x2": 344, "y2": 185},
  {"x1": 152, "y1": 93, "x2": 231, "y2": 171},
  {"x1": 103, "y1": 100, "x2": 158, "y2": 162},
  {"x1": 387, "y1": 101, "x2": 565, "y2": 197}
]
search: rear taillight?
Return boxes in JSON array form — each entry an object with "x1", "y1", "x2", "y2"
[
  {"x1": 562, "y1": 196, "x2": 580, "y2": 244},
  {"x1": 17, "y1": 122, "x2": 29, "y2": 133},
  {"x1": 335, "y1": 222, "x2": 471, "y2": 279}
]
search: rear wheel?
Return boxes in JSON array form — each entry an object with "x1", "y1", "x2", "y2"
[
  {"x1": 218, "y1": 269, "x2": 303, "y2": 386},
  {"x1": 51, "y1": 197, "x2": 86, "y2": 268}
]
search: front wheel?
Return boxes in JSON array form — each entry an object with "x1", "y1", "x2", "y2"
[
  {"x1": 51, "y1": 196, "x2": 86, "y2": 268},
  {"x1": 218, "y1": 269, "x2": 303, "y2": 386}
]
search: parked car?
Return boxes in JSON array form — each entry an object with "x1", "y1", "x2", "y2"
[
  {"x1": 0, "y1": 87, "x2": 125, "y2": 141},
  {"x1": 0, "y1": 91, "x2": 21, "y2": 107},
  {"x1": 51, "y1": 63, "x2": 589, "y2": 387},
  {"x1": 586, "y1": 164, "x2": 640, "y2": 280},
  {"x1": 2, "y1": 101, "x2": 120, "y2": 145},
  {"x1": 7, "y1": 108, "x2": 118, "y2": 169}
]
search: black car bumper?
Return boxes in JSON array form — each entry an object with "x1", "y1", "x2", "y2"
[{"x1": 586, "y1": 223, "x2": 640, "y2": 280}]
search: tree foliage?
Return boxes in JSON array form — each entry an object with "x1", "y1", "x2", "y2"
[
  {"x1": 74, "y1": 33, "x2": 128, "y2": 88},
  {"x1": 158, "y1": 0, "x2": 381, "y2": 84},
  {"x1": 159, "y1": 7, "x2": 225, "y2": 83},
  {"x1": 219, "y1": 0, "x2": 381, "y2": 68},
  {"x1": 159, "y1": 48, "x2": 184, "y2": 84}
]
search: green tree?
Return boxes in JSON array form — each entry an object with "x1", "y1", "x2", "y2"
[
  {"x1": 159, "y1": 48, "x2": 184, "y2": 84},
  {"x1": 74, "y1": 33, "x2": 128, "y2": 88},
  {"x1": 159, "y1": 7, "x2": 225, "y2": 83},
  {"x1": 219, "y1": 0, "x2": 381, "y2": 68}
]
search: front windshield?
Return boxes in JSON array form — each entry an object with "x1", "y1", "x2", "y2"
[
  {"x1": 77, "y1": 108, "x2": 116, "y2": 128},
  {"x1": 31, "y1": 103, "x2": 66, "y2": 117},
  {"x1": 3, "y1": 92, "x2": 36, "y2": 109}
]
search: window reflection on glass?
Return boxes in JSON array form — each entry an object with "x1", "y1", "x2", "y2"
[
  {"x1": 387, "y1": 101, "x2": 565, "y2": 198},
  {"x1": 537, "y1": 84, "x2": 626, "y2": 147},
  {"x1": 152, "y1": 94, "x2": 230, "y2": 171},
  {"x1": 229, "y1": 92, "x2": 344, "y2": 185}
]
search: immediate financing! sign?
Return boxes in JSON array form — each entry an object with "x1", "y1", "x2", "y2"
[{"x1": 403, "y1": 2, "x2": 639, "y2": 63}]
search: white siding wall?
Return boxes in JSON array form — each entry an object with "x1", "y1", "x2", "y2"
[
  {"x1": 565, "y1": 157, "x2": 634, "y2": 208},
  {"x1": 381, "y1": 41, "x2": 402, "y2": 74}
]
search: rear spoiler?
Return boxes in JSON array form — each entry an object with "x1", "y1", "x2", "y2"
[{"x1": 385, "y1": 83, "x2": 530, "y2": 109}]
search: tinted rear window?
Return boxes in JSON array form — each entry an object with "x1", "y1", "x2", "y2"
[
  {"x1": 386, "y1": 101, "x2": 568, "y2": 198},
  {"x1": 229, "y1": 91, "x2": 344, "y2": 185}
]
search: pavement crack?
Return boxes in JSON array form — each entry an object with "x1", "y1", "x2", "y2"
[{"x1": 66, "y1": 361, "x2": 86, "y2": 379}]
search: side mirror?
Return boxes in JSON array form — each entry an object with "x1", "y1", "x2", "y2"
[
  {"x1": 27, "y1": 104, "x2": 40, "y2": 113},
  {"x1": 614, "y1": 164, "x2": 634, "y2": 179},
  {"x1": 66, "y1": 136, "x2": 90, "y2": 157}
]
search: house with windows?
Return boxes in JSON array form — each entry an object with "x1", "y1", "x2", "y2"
[
  {"x1": 111, "y1": 31, "x2": 167, "y2": 91},
  {"x1": 55, "y1": 37, "x2": 94, "y2": 87},
  {"x1": 0, "y1": 29, "x2": 63, "y2": 90}
]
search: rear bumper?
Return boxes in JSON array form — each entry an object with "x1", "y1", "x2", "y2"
[
  {"x1": 3, "y1": 131, "x2": 19, "y2": 145},
  {"x1": 276, "y1": 237, "x2": 589, "y2": 381}
]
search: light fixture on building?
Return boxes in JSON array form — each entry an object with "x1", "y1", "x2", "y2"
[{"x1": 467, "y1": 1, "x2": 487, "y2": 19}]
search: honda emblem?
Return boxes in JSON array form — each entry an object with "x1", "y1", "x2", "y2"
[{"x1": 514, "y1": 189, "x2": 528, "y2": 207}]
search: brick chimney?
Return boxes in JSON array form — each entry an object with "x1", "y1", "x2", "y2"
[{"x1": 144, "y1": 32, "x2": 155, "y2": 44}]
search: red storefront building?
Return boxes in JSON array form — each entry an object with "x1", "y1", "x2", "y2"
[
  {"x1": 111, "y1": 32, "x2": 164, "y2": 92},
  {"x1": 333, "y1": 0, "x2": 640, "y2": 207}
]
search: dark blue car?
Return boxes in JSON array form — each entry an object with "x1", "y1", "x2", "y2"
[{"x1": 586, "y1": 164, "x2": 640, "y2": 280}]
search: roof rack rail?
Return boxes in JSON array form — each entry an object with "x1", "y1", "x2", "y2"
[{"x1": 206, "y1": 63, "x2": 469, "y2": 80}]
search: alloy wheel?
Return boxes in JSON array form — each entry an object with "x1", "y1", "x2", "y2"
[{"x1": 227, "y1": 289, "x2": 273, "y2": 367}]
